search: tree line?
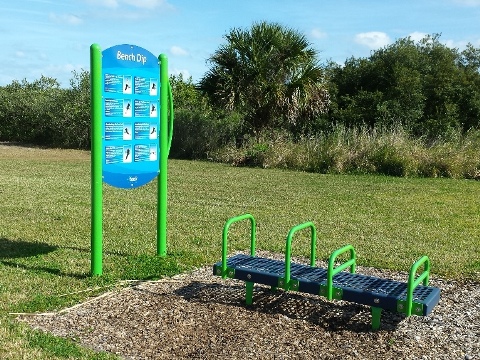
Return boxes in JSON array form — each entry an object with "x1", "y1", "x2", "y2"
[
  {"x1": 0, "y1": 70, "x2": 90, "y2": 149},
  {"x1": 1, "y1": 23, "x2": 479, "y2": 177}
]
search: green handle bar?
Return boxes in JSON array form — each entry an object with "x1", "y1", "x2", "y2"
[
  {"x1": 405, "y1": 255, "x2": 430, "y2": 316},
  {"x1": 167, "y1": 80, "x2": 174, "y2": 156},
  {"x1": 284, "y1": 222, "x2": 317, "y2": 288},
  {"x1": 221, "y1": 214, "x2": 256, "y2": 279},
  {"x1": 326, "y1": 244, "x2": 356, "y2": 300}
]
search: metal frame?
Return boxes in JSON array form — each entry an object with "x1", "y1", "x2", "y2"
[{"x1": 214, "y1": 214, "x2": 441, "y2": 330}]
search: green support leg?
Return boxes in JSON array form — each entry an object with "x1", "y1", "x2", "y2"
[
  {"x1": 371, "y1": 306, "x2": 382, "y2": 330},
  {"x1": 246, "y1": 281, "x2": 254, "y2": 305}
]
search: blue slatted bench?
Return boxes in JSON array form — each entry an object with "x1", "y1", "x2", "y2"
[{"x1": 213, "y1": 214, "x2": 441, "y2": 330}]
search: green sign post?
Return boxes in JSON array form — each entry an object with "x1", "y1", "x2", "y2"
[{"x1": 90, "y1": 43, "x2": 173, "y2": 276}]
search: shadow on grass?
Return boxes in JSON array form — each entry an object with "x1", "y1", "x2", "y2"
[
  {"x1": 0, "y1": 237, "x2": 57, "y2": 258},
  {"x1": 1, "y1": 239, "x2": 189, "y2": 280},
  {"x1": 0, "y1": 260, "x2": 89, "y2": 279},
  {"x1": 173, "y1": 281, "x2": 405, "y2": 333},
  {"x1": 0, "y1": 237, "x2": 88, "y2": 279}
]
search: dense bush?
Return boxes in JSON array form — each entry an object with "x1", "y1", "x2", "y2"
[
  {"x1": 324, "y1": 35, "x2": 480, "y2": 140},
  {"x1": 168, "y1": 74, "x2": 245, "y2": 159},
  {"x1": 0, "y1": 76, "x2": 63, "y2": 145},
  {"x1": 210, "y1": 126, "x2": 480, "y2": 179},
  {"x1": 58, "y1": 70, "x2": 91, "y2": 148},
  {"x1": 0, "y1": 70, "x2": 90, "y2": 148},
  {"x1": 170, "y1": 108, "x2": 244, "y2": 159}
]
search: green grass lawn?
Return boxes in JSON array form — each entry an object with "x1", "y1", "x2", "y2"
[{"x1": 0, "y1": 144, "x2": 479, "y2": 359}]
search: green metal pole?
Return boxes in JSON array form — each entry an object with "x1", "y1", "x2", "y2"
[
  {"x1": 406, "y1": 255, "x2": 430, "y2": 316},
  {"x1": 157, "y1": 54, "x2": 169, "y2": 256},
  {"x1": 90, "y1": 43, "x2": 103, "y2": 275},
  {"x1": 283, "y1": 222, "x2": 316, "y2": 290},
  {"x1": 221, "y1": 214, "x2": 256, "y2": 277}
]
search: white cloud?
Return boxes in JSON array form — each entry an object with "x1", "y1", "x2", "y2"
[
  {"x1": 13, "y1": 49, "x2": 43, "y2": 60},
  {"x1": 43, "y1": 63, "x2": 86, "y2": 86},
  {"x1": 444, "y1": 39, "x2": 471, "y2": 50},
  {"x1": 408, "y1": 32, "x2": 475, "y2": 50},
  {"x1": 408, "y1": 31, "x2": 428, "y2": 42},
  {"x1": 171, "y1": 68, "x2": 191, "y2": 79},
  {"x1": 311, "y1": 28, "x2": 327, "y2": 39},
  {"x1": 49, "y1": 13, "x2": 83, "y2": 25},
  {"x1": 354, "y1": 32, "x2": 391, "y2": 49},
  {"x1": 170, "y1": 46, "x2": 188, "y2": 56}
]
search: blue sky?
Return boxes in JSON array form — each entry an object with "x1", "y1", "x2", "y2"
[{"x1": 1, "y1": 0, "x2": 480, "y2": 87}]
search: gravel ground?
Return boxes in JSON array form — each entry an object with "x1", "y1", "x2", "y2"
[{"x1": 19, "y1": 253, "x2": 479, "y2": 360}]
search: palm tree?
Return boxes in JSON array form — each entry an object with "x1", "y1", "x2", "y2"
[{"x1": 199, "y1": 21, "x2": 329, "y2": 133}]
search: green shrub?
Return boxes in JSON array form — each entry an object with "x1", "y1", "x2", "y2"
[
  {"x1": 170, "y1": 109, "x2": 243, "y2": 159},
  {"x1": 416, "y1": 132, "x2": 480, "y2": 178},
  {"x1": 0, "y1": 72, "x2": 90, "y2": 149},
  {"x1": 211, "y1": 125, "x2": 480, "y2": 179},
  {"x1": 57, "y1": 70, "x2": 91, "y2": 149},
  {"x1": 0, "y1": 76, "x2": 63, "y2": 145}
]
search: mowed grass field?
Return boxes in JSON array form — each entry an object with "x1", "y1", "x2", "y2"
[{"x1": 0, "y1": 144, "x2": 479, "y2": 359}]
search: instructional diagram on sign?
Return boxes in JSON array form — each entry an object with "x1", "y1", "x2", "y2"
[
  {"x1": 103, "y1": 73, "x2": 159, "y2": 165},
  {"x1": 101, "y1": 44, "x2": 161, "y2": 189}
]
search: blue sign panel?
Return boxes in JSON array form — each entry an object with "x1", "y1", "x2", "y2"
[{"x1": 101, "y1": 44, "x2": 160, "y2": 188}]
